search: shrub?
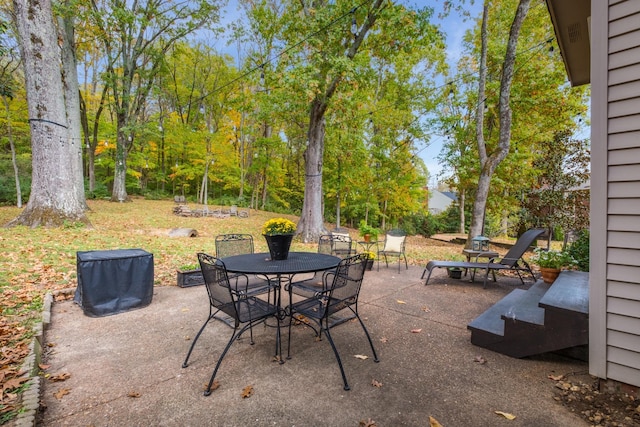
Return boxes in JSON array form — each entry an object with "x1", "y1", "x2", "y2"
[{"x1": 567, "y1": 230, "x2": 589, "y2": 272}]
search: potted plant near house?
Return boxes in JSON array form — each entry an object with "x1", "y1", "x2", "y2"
[
  {"x1": 176, "y1": 263, "x2": 204, "y2": 287},
  {"x1": 531, "y1": 248, "x2": 577, "y2": 284},
  {"x1": 358, "y1": 220, "x2": 380, "y2": 243}
]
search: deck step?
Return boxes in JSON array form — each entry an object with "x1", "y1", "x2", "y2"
[
  {"x1": 467, "y1": 281, "x2": 551, "y2": 337},
  {"x1": 539, "y1": 270, "x2": 589, "y2": 315}
]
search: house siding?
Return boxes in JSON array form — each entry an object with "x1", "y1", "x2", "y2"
[{"x1": 591, "y1": 0, "x2": 640, "y2": 388}]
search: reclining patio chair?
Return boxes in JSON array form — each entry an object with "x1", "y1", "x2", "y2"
[
  {"x1": 182, "y1": 253, "x2": 281, "y2": 396},
  {"x1": 420, "y1": 228, "x2": 545, "y2": 288},
  {"x1": 377, "y1": 229, "x2": 408, "y2": 272},
  {"x1": 287, "y1": 253, "x2": 379, "y2": 390}
]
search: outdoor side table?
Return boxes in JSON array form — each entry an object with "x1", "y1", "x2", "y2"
[
  {"x1": 74, "y1": 249, "x2": 154, "y2": 317},
  {"x1": 462, "y1": 249, "x2": 500, "y2": 278},
  {"x1": 357, "y1": 241, "x2": 378, "y2": 254}
]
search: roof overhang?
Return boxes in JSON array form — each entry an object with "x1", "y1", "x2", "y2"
[{"x1": 545, "y1": 0, "x2": 591, "y2": 86}]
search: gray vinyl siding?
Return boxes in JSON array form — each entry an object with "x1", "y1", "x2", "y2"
[{"x1": 601, "y1": 0, "x2": 640, "y2": 388}]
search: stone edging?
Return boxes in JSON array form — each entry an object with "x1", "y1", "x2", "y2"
[{"x1": 13, "y1": 289, "x2": 74, "y2": 427}]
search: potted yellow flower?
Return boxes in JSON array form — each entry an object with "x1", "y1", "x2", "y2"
[
  {"x1": 262, "y1": 218, "x2": 296, "y2": 260},
  {"x1": 363, "y1": 251, "x2": 376, "y2": 271}
]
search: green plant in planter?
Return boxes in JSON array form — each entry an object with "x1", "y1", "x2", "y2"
[
  {"x1": 179, "y1": 263, "x2": 200, "y2": 272},
  {"x1": 531, "y1": 248, "x2": 577, "y2": 270},
  {"x1": 358, "y1": 220, "x2": 380, "y2": 241}
]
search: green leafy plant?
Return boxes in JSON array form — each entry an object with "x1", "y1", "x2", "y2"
[
  {"x1": 262, "y1": 218, "x2": 296, "y2": 235},
  {"x1": 567, "y1": 230, "x2": 589, "y2": 272},
  {"x1": 358, "y1": 220, "x2": 380, "y2": 240},
  {"x1": 531, "y1": 248, "x2": 577, "y2": 269},
  {"x1": 178, "y1": 264, "x2": 200, "y2": 271}
]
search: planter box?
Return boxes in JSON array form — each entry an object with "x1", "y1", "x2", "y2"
[{"x1": 177, "y1": 269, "x2": 204, "y2": 288}]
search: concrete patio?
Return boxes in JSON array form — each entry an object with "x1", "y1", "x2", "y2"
[{"x1": 37, "y1": 265, "x2": 589, "y2": 426}]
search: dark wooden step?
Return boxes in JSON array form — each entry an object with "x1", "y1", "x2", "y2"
[
  {"x1": 539, "y1": 270, "x2": 589, "y2": 315},
  {"x1": 467, "y1": 281, "x2": 551, "y2": 337}
]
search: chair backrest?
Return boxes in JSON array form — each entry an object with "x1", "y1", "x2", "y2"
[
  {"x1": 197, "y1": 253, "x2": 237, "y2": 319},
  {"x1": 215, "y1": 234, "x2": 254, "y2": 258},
  {"x1": 330, "y1": 232, "x2": 353, "y2": 256},
  {"x1": 382, "y1": 229, "x2": 406, "y2": 253},
  {"x1": 499, "y1": 228, "x2": 545, "y2": 267},
  {"x1": 324, "y1": 253, "x2": 367, "y2": 317},
  {"x1": 318, "y1": 235, "x2": 333, "y2": 255}
]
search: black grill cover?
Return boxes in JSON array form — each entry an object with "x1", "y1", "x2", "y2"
[{"x1": 74, "y1": 249, "x2": 154, "y2": 317}]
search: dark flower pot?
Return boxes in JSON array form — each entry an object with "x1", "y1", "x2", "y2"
[
  {"x1": 365, "y1": 259, "x2": 374, "y2": 270},
  {"x1": 264, "y1": 234, "x2": 294, "y2": 260},
  {"x1": 448, "y1": 268, "x2": 463, "y2": 279}
]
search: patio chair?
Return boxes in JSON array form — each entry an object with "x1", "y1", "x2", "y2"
[
  {"x1": 288, "y1": 235, "x2": 337, "y2": 299},
  {"x1": 329, "y1": 231, "x2": 356, "y2": 258},
  {"x1": 377, "y1": 229, "x2": 408, "y2": 272},
  {"x1": 182, "y1": 253, "x2": 281, "y2": 396},
  {"x1": 214, "y1": 234, "x2": 274, "y2": 328},
  {"x1": 420, "y1": 228, "x2": 545, "y2": 288},
  {"x1": 287, "y1": 253, "x2": 379, "y2": 390}
]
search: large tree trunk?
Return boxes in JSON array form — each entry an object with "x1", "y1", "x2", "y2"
[
  {"x1": 58, "y1": 10, "x2": 87, "y2": 209},
  {"x1": 111, "y1": 113, "x2": 131, "y2": 202},
  {"x1": 9, "y1": 0, "x2": 90, "y2": 227},
  {"x1": 298, "y1": 102, "x2": 327, "y2": 242},
  {"x1": 467, "y1": 0, "x2": 531, "y2": 244}
]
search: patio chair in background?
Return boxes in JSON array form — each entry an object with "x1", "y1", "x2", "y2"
[
  {"x1": 377, "y1": 229, "x2": 408, "y2": 272},
  {"x1": 329, "y1": 231, "x2": 356, "y2": 258},
  {"x1": 288, "y1": 235, "x2": 336, "y2": 298},
  {"x1": 420, "y1": 228, "x2": 545, "y2": 288},
  {"x1": 287, "y1": 253, "x2": 379, "y2": 390},
  {"x1": 182, "y1": 253, "x2": 281, "y2": 396},
  {"x1": 214, "y1": 234, "x2": 274, "y2": 329}
]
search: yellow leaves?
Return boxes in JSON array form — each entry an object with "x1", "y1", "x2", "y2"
[
  {"x1": 495, "y1": 411, "x2": 516, "y2": 420},
  {"x1": 429, "y1": 416, "x2": 444, "y2": 427}
]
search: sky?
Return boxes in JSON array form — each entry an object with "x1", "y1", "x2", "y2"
[{"x1": 214, "y1": 1, "x2": 483, "y2": 185}]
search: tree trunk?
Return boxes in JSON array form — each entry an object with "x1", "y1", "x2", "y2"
[
  {"x1": 111, "y1": 113, "x2": 130, "y2": 202},
  {"x1": 467, "y1": 0, "x2": 531, "y2": 244},
  {"x1": 297, "y1": 102, "x2": 328, "y2": 242},
  {"x1": 459, "y1": 189, "x2": 465, "y2": 234},
  {"x1": 9, "y1": 0, "x2": 90, "y2": 227},
  {"x1": 58, "y1": 10, "x2": 87, "y2": 209}
]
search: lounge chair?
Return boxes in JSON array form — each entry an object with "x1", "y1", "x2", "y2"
[{"x1": 420, "y1": 228, "x2": 545, "y2": 288}]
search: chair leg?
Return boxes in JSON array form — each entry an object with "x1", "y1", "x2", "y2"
[
  {"x1": 322, "y1": 325, "x2": 350, "y2": 391},
  {"x1": 204, "y1": 323, "x2": 252, "y2": 396},
  {"x1": 182, "y1": 310, "x2": 216, "y2": 368},
  {"x1": 352, "y1": 310, "x2": 379, "y2": 363}
]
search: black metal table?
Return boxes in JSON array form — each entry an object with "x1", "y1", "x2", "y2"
[{"x1": 222, "y1": 251, "x2": 341, "y2": 316}]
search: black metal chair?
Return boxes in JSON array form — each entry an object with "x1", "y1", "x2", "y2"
[
  {"x1": 182, "y1": 253, "x2": 281, "y2": 396},
  {"x1": 215, "y1": 233, "x2": 272, "y2": 296},
  {"x1": 377, "y1": 229, "x2": 408, "y2": 272},
  {"x1": 329, "y1": 231, "x2": 356, "y2": 258},
  {"x1": 288, "y1": 235, "x2": 338, "y2": 299},
  {"x1": 287, "y1": 253, "x2": 379, "y2": 390}
]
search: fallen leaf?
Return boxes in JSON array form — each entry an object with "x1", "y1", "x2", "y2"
[
  {"x1": 49, "y1": 372, "x2": 71, "y2": 382},
  {"x1": 359, "y1": 418, "x2": 377, "y2": 427},
  {"x1": 371, "y1": 379, "x2": 383, "y2": 388},
  {"x1": 207, "y1": 380, "x2": 220, "y2": 392},
  {"x1": 38, "y1": 363, "x2": 50, "y2": 370},
  {"x1": 410, "y1": 328, "x2": 422, "y2": 333},
  {"x1": 354, "y1": 354, "x2": 369, "y2": 360},
  {"x1": 127, "y1": 391, "x2": 141, "y2": 398},
  {"x1": 429, "y1": 415, "x2": 444, "y2": 427},
  {"x1": 495, "y1": 411, "x2": 516, "y2": 420},
  {"x1": 379, "y1": 337, "x2": 388, "y2": 343},
  {"x1": 422, "y1": 306, "x2": 430, "y2": 312},
  {"x1": 54, "y1": 388, "x2": 70, "y2": 400},
  {"x1": 241, "y1": 385, "x2": 253, "y2": 398},
  {"x1": 548, "y1": 374, "x2": 564, "y2": 381},
  {"x1": 474, "y1": 355, "x2": 487, "y2": 364},
  {"x1": 396, "y1": 300, "x2": 406, "y2": 304}
]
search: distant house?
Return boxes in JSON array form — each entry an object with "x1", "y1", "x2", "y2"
[
  {"x1": 546, "y1": 0, "x2": 640, "y2": 391},
  {"x1": 428, "y1": 190, "x2": 457, "y2": 214}
]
